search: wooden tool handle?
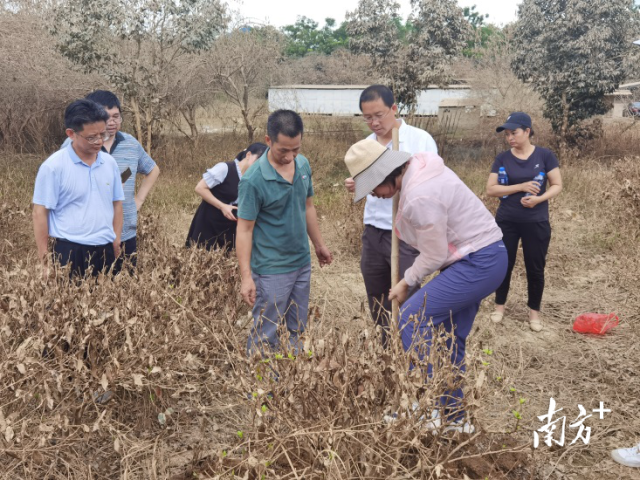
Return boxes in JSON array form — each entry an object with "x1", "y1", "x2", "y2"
[{"x1": 391, "y1": 127, "x2": 400, "y2": 324}]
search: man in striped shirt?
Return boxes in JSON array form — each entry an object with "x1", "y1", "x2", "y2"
[{"x1": 63, "y1": 90, "x2": 160, "y2": 272}]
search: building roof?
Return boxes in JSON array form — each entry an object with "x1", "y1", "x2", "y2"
[
  {"x1": 270, "y1": 84, "x2": 471, "y2": 90},
  {"x1": 606, "y1": 90, "x2": 632, "y2": 96},
  {"x1": 439, "y1": 98, "x2": 477, "y2": 107},
  {"x1": 269, "y1": 85, "x2": 370, "y2": 90}
]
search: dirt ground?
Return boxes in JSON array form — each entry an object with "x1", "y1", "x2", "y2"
[
  {"x1": 310, "y1": 178, "x2": 640, "y2": 479},
  {"x1": 158, "y1": 158, "x2": 640, "y2": 480},
  {"x1": 1, "y1": 128, "x2": 639, "y2": 479}
]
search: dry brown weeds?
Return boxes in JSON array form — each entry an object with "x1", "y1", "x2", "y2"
[{"x1": 1, "y1": 119, "x2": 640, "y2": 479}]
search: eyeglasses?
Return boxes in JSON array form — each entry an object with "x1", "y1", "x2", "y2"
[
  {"x1": 107, "y1": 114, "x2": 123, "y2": 124},
  {"x1": 75, "y1": 131, "x2": 111, "y2": 145},
  {"x1": 363, "y1": 108, "x2": 393, "y2": 124}
]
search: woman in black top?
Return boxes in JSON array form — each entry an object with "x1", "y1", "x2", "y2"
[
  {"x1": 485, "y1": 112, "x2": 562, "y2": 332},
  {"x1": 186, "y1": 143, "x2": 267, "y2": 252}
]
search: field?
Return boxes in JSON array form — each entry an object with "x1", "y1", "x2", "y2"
[{"x1": 1, "y1": 117, "x2": 639, "y2": 479}]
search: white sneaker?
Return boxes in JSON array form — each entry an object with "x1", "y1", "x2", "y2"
[
  {"x1": 444, "y1": 419, "x2": 475, "y2": 434},
  {"x1": 421, "y1": 409, "x2": 475, "y2": 434},
  {"x1": 423, "y1": 408, "x2": 442, "y2": 433},
  {"x1": 382, "y1": 402, "x2": 430, "y2": 423},
  {"x1": 383, "y1": 411, "x2": 399, "y2": 424},
  {"x1": 384, "y1": 404, "x2": 474, "y2": 434},
  {"x1": 383, "y1": 402, "x2": 421, "y2": 424},
  {"x1": 611, "y1": 444, "x2": 640, "y2": 467}
]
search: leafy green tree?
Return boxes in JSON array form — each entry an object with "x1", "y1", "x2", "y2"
[
  {"x1": 328, "y1": 19, "x2": 350, "y2": 53},
  {"x1": 282, "y1": 16, "x2": 348, "y2": 57},
  {"x1": 347, "y1": 0, "x2": 470, "y2": 110},
  {"x1": 392, "y1": 17, "x2": 416, "y2": 43},
  {"x1": 464, "y1": 23, "x2": 503, "y2": 57},
  {"x1": 513, "y1": 0, "x2": 639, "y2": 137},
  {"x1": 461, "y1": 5, "x2": 502, "y2": 57},
  {"x1": 463, "y1": 5, "x2": 488, "y2": 28},
  {"x1": 51, "y1": 0, "x2": 228, "y2": 152}
]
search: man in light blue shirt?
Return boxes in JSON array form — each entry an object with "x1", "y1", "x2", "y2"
[
  {"x1": 344, "y1": 85, "x2": 438, "y2": 345},
  {"x1": 33, "y1": 99, "x2": 125, "y2": 277},
  {"x1": 62, "y1": 90, "x2": 159, "y2": 272}
]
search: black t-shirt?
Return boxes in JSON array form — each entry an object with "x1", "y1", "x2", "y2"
[{"x1": 491, "y1": 146, "x2": 559, "y2": 223}]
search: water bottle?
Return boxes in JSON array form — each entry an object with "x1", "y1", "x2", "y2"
[
  {"x1": 498, "y1": 167, "x2": 509, "y2": 199},
  {"x1": 524, "y1": 172, "x2": 545, "y2": 197}
]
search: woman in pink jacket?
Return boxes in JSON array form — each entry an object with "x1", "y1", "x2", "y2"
[{"x1": 345, "y1": 139, "x2": 507, "y2": 432}]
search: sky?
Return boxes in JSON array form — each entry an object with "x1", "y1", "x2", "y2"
[{"x1": 230, "y1": 0, "x2": 523, "y2": 29}]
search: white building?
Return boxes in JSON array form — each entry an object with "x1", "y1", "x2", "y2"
[
  {"x1": 604, "y1": 81, "x2": 640, "y2": 118},
  {"x1": 268, "y1": 84, "x2": 472, "y2": 116}
]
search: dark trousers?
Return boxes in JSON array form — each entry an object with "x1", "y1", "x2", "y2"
[
  {"x1": 112, "y1": 237, "x2": 137, "y2": 275},
  {"x1": 360, "y1": 225, "x2": 420, "y2": 345},
  {"x1": 494, "y1": 220, "x2": 551, "y2": 311},
  {"x1": 53, "y1": 239, "x2": 116, "y2": 277}
]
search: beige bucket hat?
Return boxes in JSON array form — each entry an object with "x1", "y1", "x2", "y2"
[{"x1": 344, "y1": 139, "x2": 411, "y2": 203}]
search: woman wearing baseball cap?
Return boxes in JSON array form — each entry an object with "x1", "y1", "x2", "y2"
[
  {"x1": 344, "y1": 139, "x2": 508, "y2": 432},
  {"x1": 486, "y1": 112, "x2": 563, "y2": 332}
]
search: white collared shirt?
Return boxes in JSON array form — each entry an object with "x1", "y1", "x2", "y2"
[
  {"x1": 203, "y1": 159, "x2": 242, "y2": 189},
  {"x1": 363, "y1": 119, "x2": 438, "y2": 230}
]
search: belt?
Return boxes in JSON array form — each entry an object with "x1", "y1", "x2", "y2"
[{"x1": 53, "y1": 238, "x2": 112, "y2": 248}]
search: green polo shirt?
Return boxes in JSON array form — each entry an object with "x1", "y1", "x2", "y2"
[{"x1": 238, "y1": 150, "x2": 314, "y2": 275}]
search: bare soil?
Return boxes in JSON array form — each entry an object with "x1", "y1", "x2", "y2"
[
  {"x1": 158, "y1": 151, "x2": 640, "y2": 479},
  {"x1": 1, "y1": 129, "x2": 639, "y2": 479}
]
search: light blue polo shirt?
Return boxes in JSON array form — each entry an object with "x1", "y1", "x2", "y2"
[
  {"x1": 238, "y1": 150, "x2": 314, "y2": 275},
  {"x1": 33, "y1": 144, "x2": 125, "y2": 245},
  {"x1": 62, "y1": 132, "x2": 156, "y2": 241}
]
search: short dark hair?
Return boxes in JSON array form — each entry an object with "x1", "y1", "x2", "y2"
[
  {"x1": 379, "y1": 161, "x2": 410, "y2": 188},
  {"x1": 267, "y1": 110, "x2": 304, "y2": 141},
  {"x1": 236, "y1": 142, "x2": 267, "y2": 161},
  {"x1": 85, "y1": 90, "x2": 121, "y2": 112},
  {"x1": 359, "y1": 85, "x2": 395, "y2": 111},
  {"x1": 64, "y1": 99, "x2": 109, "y2": 132}
]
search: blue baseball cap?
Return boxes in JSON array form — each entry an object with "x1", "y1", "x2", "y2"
[{"x1": 496, "y1": 112, "x2": 532, "y2": 132}]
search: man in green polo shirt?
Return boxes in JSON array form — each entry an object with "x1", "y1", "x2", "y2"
[{"x1": 237, "y1": 110, "x2": 333, "y2": 355}]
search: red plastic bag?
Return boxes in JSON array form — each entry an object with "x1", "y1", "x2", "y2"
[{"x1": 572, "y1": 313, "x2": 619, "y2": 335}]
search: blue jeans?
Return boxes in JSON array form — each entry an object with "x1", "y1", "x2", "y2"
[
  {"x1": 247, "y1": 263, "x2": 312, "y2": 355},
  {"x1": 399, "y1": 241, "x2": 508, "y2": 420}
]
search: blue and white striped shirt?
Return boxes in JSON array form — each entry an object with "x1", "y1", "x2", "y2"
[{"x1": 63, "y1": 132, "x2": 157, "y2": 241}]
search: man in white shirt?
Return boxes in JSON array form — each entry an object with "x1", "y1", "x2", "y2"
[{"x1": 345, "y1": 85, "x2": 438, "y2": 345}]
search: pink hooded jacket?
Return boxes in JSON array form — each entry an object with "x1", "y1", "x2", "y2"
[{"x1": 396, "y1": 152, "x2": 503, "y2": 287}]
